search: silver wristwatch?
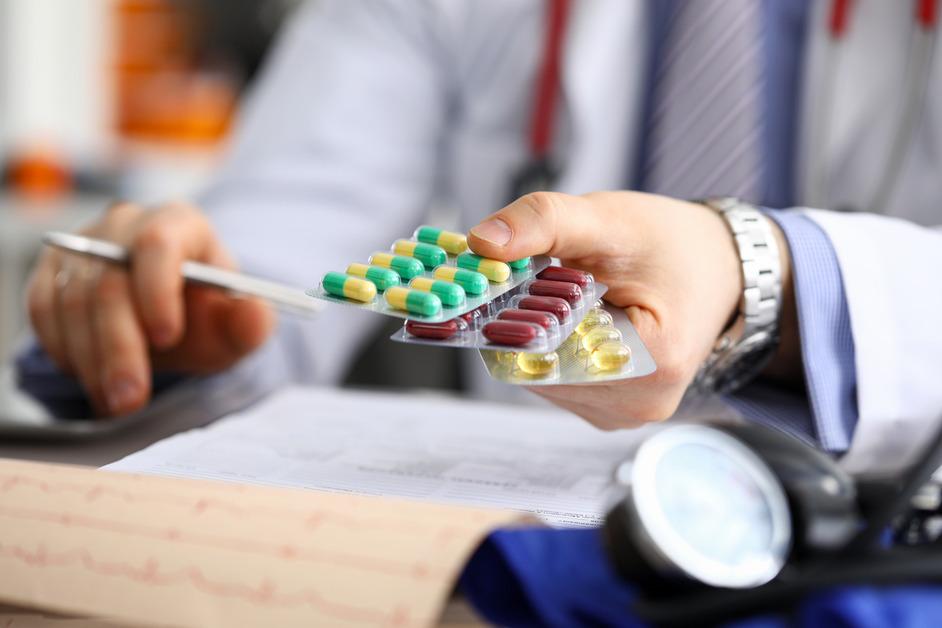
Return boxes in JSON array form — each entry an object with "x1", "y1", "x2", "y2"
[{"x1": 692, "y1": 197, "x2": 782, "y2": 395}]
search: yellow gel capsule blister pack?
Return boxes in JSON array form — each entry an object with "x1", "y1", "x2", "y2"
[
  {"x1": 308, "y1": 225, "x2": 553, "y2": 322},
  {"x1": 478, "y1": 303, "x2": 656, "y2": 385}
]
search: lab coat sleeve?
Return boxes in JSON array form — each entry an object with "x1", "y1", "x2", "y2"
[
  {"x1": 198, "y1": 1, "x2": 457, "y2": 386},
  {"x1": 799, "y1": 209, "x2": 942, "y2": 475}
]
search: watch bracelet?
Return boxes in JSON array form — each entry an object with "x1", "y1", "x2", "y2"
[{"x1": 692, "y1": 198, "x2": 783, "y2": 395}]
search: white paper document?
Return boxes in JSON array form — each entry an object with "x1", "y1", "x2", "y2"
[{"x1": 106, "y1": 387, "x2": 652, "y2": 527}]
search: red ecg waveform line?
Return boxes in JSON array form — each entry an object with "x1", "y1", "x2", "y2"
[
  {"x1": 0, "y1": 542, "x2": 422, "y2": 627},
  {"x1": 0, "y1": 473, "x2": 496, "y2": 538},
  {"x1": 0, "y1": 505, "x2": 442, "y2": 580}
]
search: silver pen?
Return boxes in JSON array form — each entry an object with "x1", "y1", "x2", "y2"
[{"x1": 42, "y1": 231, "x2": 323, "y2": 316}]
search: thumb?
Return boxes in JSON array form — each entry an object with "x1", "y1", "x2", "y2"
[{"x1": 468, "y1": 192, "x2": 604, "y2": 261}]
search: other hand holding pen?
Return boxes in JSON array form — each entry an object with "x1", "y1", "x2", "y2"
[{"x1": 26, "y1": 202, "x2": 275, "y2": 416}]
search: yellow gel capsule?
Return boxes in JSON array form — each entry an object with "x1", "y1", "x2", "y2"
[
  {"x1": 494, "y1": 350, "x2": 517, "y2": 366},
  {"x1": 591, "y1": 341, "x2": 631, "y2": 371},
  {"x1": 516, "y1": 351, "x2": 559, "y2": 376},
  {"x1": 576, "y1": 308, "x2": 615, "y2": 336},
  {"x1": 580, "y1": 326, "x2": 622, "y2": 353}
]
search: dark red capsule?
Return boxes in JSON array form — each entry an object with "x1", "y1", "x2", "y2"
[
  {"x1": 517, "y1": 295, "x2": 571, "y2": 322},
  {"x1": 482, "y1": 321, "x2": 540, "y2": 346},
  {"x1": 497, "y1": 308, "x2": 557, "y2": 331},
  {"x1": 406, "y1": 319, "x2": 460, "y2": 340},
  {"x1": 528, "y1": 279, "x2": 583, "y2": 305},
  {"x1": 537, "y1": 266, "x2": 592, "y2": 288}
]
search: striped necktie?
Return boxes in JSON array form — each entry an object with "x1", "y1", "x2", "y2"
[{"x1": 642, "y1": 0, "x2": 765, "y2": 202}]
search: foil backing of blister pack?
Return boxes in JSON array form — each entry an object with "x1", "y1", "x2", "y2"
[
  {"x1": 477, "y1": 304, "x2": 656, "y2": 385},
  {"x1": 389, "y1": 279, "x2": 609, "y2": 352},
  {"x1": 308, "y1": 250, "x2": 552, "y2": 323}
]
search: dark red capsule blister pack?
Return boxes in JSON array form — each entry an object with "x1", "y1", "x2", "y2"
[{"x1": 390, "y1": 265, "x2": 607, "y2": 351}]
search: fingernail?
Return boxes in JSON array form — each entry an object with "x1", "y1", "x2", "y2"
[
  {"x1": 107, "y1": 376, "x2": 140, "y2": 413},
  {"x1": 470, "y1": 218, "x2": 513, "y2": 246}
]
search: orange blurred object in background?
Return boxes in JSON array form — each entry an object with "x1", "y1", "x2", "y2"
[
  {"x1": 113, "y1": 0, "x2": 237, "y2": 145},
  {"x1": 6, "y1": 144, "x2": 73, "y2": 203}
]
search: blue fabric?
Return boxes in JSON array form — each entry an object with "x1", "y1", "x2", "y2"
[
  {"x1": 14, "y1": 342, "x2": 186, "y2": 419},
  {"x1": 460, "y1": 527, "x2": 642, "y2": 628},
  {"x1": 460, "y1": 528, "x2": 942, "y2": 628}
]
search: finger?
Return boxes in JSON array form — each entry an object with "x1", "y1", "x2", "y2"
[
  {"x1": 219, "y1": 296, "x2": 276, "y2": 359},
  {"x1": 130, "y1": 208, "x2": 213, "y2": 348},
  {"x1": 152, "y1": 287, "x2": 275, "y2": 373},
  {"x1": 26, "y1": 251, "x2": 70, "y2": 370},
  {"x1": 55, "y1": 259, "x2": 105, "y2": 411},
  {"x1": 468, "y1": 192, "x2": 606, "y2": 261},
  {"x1": 93, "y1": 267, "x2": 151, "y2": 415}
]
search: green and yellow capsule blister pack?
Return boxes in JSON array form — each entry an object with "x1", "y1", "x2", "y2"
[
  {"x1": 478, "y1": 303, "x2": 656, "y2": 385},
  {"x1": 308, "y1": 226, "x2": 551, "y2": 322}
]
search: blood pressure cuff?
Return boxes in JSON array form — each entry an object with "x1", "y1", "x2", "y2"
[{"x1": 459, "y1": 527, "x2": 942, "y2": 628}]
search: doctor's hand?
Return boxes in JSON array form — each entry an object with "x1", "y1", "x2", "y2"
[
  {"x1": 26, "y1": 202, "x2": 275, "y2": 417},
  {"x1": 468, "y1": 191, "x2": 797, "y2": 429}
]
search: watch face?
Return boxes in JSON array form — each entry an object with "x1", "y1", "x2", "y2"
[{"x1": 631, "y1": 425, "x2": 791, "y2": 588}]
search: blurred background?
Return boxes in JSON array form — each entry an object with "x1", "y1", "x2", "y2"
[{"x1": 0, "y1": 0, "x2": 298, "y2": 361}]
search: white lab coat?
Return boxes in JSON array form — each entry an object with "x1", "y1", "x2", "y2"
[{"x1": 201, "y1": 0, "x2": 942, "y2": 476}]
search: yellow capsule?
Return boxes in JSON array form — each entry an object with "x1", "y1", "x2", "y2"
[
  {"x1": 516, "y1": 351, "x2": 559, "y2": 376},
  {"x1": 576, "y1": 308, "x2": 615, "y2": 336},
  {"x1": 494, "y1": 350, "x2": 517, "y2": 366},
  {"x1": 591, "y1": 341, "x2": 631, "y2": 371},
  {"x1": 580, "y1": 326, "x2": 622, "y2": 353}
]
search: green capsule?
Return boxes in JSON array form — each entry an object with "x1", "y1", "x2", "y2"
[
  {"x1": 385, "y1": 286, "x2": 442, "y2": 317},
  {"x1": 414, "y1": 226, "x2": 468, "y2": 254},
  {"x1": 345, "y1": 263, "x2": 400, "y2": 291},
  {"x1": 393, "y1": 240, "x2": 447, "y2": 269},
  {"x1": 409, "y1": 277, "x2": 466, "y2": 307},
  {"x1": 432, "y1": 266, "x2": 489, "y2": 295},
  {"x1": 456, "y1": 253, "x2": 511, "y2": 283},
  {"x1": 369, "y1": 252, "x2": 424, "y2": 280},
  {"x1": 322, "y1": 272, "x2": 377, "y2": 303},
  {"x1": 507, "y1": 257, "x2": 531, "y2": 270}
]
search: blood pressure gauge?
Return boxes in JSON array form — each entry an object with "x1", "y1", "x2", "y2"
[{"x1": 604, "y1": 424, "x2": 793, "y2": 589}]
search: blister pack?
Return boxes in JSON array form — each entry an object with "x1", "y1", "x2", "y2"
[
  {"x1": 477, "y1": 303, "x2": 656, "y2": 385},
  {"x1": 389, "y1": 266, "x2": 609, "y2": 352},
  {"x1": 308, "y1": 225, "x2": 551, "y2": 323}
]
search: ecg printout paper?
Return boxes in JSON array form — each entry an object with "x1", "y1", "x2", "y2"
[
  {"x1": 106, "y1": 387, "x2": 651, "y2": 527},
  {"x1": 0, "y1": 458, "x2": 518, "y2": 628}
]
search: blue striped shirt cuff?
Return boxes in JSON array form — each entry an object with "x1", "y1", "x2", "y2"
[{"x1": 728, "y1": 210, "x2": 858, "y2": 453}]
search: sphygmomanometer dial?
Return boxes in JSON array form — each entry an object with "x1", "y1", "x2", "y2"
[{"x1": 608, "y1": 424, "x2": 792, "y2": 589}]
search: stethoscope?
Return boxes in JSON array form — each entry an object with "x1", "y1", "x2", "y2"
[{"x1": 511, "y1": 0, "x2": 939, "y2": 214}]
